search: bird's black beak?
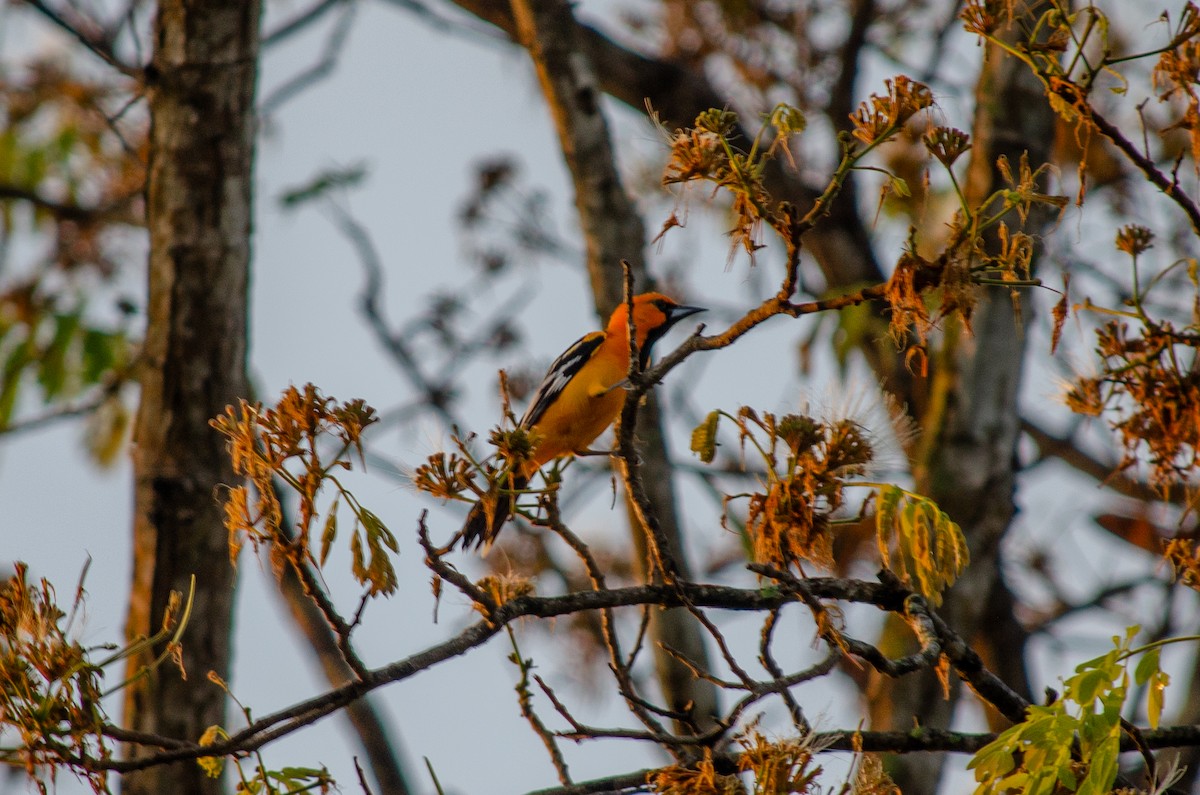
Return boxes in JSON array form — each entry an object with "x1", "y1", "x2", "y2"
[{"x1": 667, "y1": 304, "x2": 706, "y2": 325}]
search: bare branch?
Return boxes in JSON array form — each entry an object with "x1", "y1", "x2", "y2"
[
  {"x1": 262, "y1": 0, "x2": 347, "y2": 47},
  {"x1": 0, "y1": 391, "x2": 109, "y2": 437},
  {"x1": 19, "y1": 0, "x2": 139, "y2": 76},
  {"x1": 1022, "y1": 417, "x2": 1175, "y2": 505},
  {"x1": 259, "y1": 1, "x2": 356, "y2": 117},
  {"x1": 0, "y1": 184, "x2": 142, "y2": 225}
]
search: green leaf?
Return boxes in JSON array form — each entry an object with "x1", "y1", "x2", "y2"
[
  {"x1": 1055, "y1": 763, "x2": 1077, "y2": 790},
  {"x1": 37, "y1": 311, "x2": 80, "y2": 401},
  {"x1": 85, "y1": 394, "x2": 130, "y2": 467},
  {"x1": 1077, "y1": 733, "x2": 1119, "y2": 795},
  {"x1": 898, "y1": 499, "x2": 920, "y2": 584},
  {"x1": 0, "y1": 337, "x2": 35, "y2": 427},
  {"x1": 1133, "y1": 646, "x2": 1161, "y2": 686},
  {"x1": 274, "y1": 766, "x2": 328, "y2": 780},
  {"x1": 769, "y1": 103, "x2": 807, "y2": 136},
  {"x1": 1070, "y1": 667, "x2": 1109, "y2": 706},
  {"x1": 360, "y1": 508, "x2": 398, "y2": 552},
  {"x1": 1148, "y1": 670, "x2": 1168, "y2": 729},
  {"x1": 81, "y1": 328, "x2": 123, "y2": 385}
]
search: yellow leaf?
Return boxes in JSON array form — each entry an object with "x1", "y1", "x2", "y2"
[
  {"x1": 197, "y1": 725, "x2": 228, "y2": 778},
  {"x1": 691, "y1": 410, "x2": 722, "y2": 464}
]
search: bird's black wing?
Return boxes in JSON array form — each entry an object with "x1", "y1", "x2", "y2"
[{"x1": 519, "y1": 331, "x2": 606, "y2": 429}]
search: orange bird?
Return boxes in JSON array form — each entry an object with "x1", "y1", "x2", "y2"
[{"x1": 461, "y1": 292, "x2": 704, "y2": 550}]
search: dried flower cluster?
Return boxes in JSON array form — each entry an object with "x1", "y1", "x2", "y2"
[
  {"x1": 0, "y1": 564, "x2": 109, "y2": 793},
  {"x1": 923, "y1": 126, "x2": 971, "y2": 169},
  {"x1": 414, "y1": 425, "x2": 540, "y2": 510},
  {"x1": 647, "y1": 750, "x2": 741, "y2": 795},
  {"x1": 693, "y1": 408, "x2": 873, "y2": 570},
  {"x1": 475, "y1": 572, "x2": 536, "y2": 614},
  {"x1": 849, "y1": 76, "x2": 933, "y2": 147},
  {"x1": 210, "y1": 384, "x2": 397, "y2": 596},
  {"x1": 884, "y1": 250, "x2": 935, "y2": 350},
  {"x1": 1061, "y1": 226, "x2": 1200, "y2": 495},
  {"x1": 1069, "y1": 319, "x2": 1200, "y2": 494},
  {"x1": 660, "y1": 104, "x2": 807, "y2": 261},
  {"x1": 648, "y1": 731, "x2": 826, "y2": 795},
  {"x1": 1153, "y1": 4, "x2": 1200, "y2": 168},
  {"x1": 1164, "y1": 537, "x2": 1200, "y2": 589}
]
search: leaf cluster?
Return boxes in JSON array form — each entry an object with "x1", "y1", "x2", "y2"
[
  {"x1": 0, "y1": 58, "x2": 145, "y2": 252},
  {"x1": 969, "y1": 628, "x2": 1171, "y2": 795},
  {"x1": 0, "y1": 59, "x2": 144, "y2": 439},
  {"x1": 0, "y1": 57, "x2": 145, "y2": 452},
  {"x1": 873, "y1": 485, "x2": 968, "y2": 607},
  {"x1": 0, "y1": 305, "x2": 131, "y2": 434},
  {"x1": 198, "y1": 715, "x2": 334, "y2": 794}
]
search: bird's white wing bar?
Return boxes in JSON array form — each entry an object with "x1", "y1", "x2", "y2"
[{"x1": 519, "y1": 331, "x2": 606, "y2": 429}]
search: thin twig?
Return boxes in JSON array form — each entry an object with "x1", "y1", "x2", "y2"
[
  {"x1": 0, "y1": 391, "x2": 108, "y2": 436},
  {"x1": 259, "y1": 1, "x2": 357, "y2": 117},
  {"x1": 760, "y1": 609, "x2": 810, "y2": 732},
  {"x1": 21, "y1": 0, "x2": 138, "y2": 76},
  {"x1": 508, "y1": 628, "x2": 572, "y2": 785}
]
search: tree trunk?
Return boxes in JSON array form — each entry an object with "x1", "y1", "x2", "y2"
[{"x1": 123, "y1": 2, "x2": 260, "y2": 793}]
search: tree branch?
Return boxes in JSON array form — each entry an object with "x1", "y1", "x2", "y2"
[
  {"x1": 94, "y1": 569, "x2": 1035, "y2": 773},
  {"x1": 1021, "y1": 417, "x2": 1172, "y2": 505},
  {"x1": 18, "y1": 0, "x2": 139, "y2": 76},
  {"x1": 0, "y1": 184, "x2": 142, "y2": 225}
]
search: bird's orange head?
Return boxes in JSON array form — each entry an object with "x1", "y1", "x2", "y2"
[{"x1": 607, "y1": 292, "x2": 705, "y2": 366}]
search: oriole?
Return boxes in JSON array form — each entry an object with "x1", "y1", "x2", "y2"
[{"x1": 461, "y1": 292, "x2": 705, "y2": 550}]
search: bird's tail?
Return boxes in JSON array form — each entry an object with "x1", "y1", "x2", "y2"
[{"x1": 461, "y1": 473, "x2": 529, "y2": 552}]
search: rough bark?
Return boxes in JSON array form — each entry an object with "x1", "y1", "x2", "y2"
[
  {"x1": 883, "y1": 3, "x2": 1054, "y2": 791},
  {"x1": 123, "y1": 2, "x2": 260, "y2": 793},
  {"x1": 507, "y1": 0, "x2": 721, "y2": 732}
]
